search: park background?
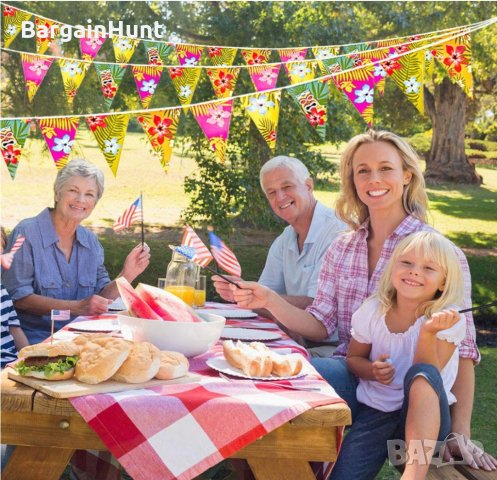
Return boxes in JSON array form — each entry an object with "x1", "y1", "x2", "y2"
[{"x1": 1, "y1": 2, "x2": 496, "y2": 479}]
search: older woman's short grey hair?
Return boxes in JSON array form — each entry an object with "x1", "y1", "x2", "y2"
[
  {"x1": 259, "y1": 155, "x2": 311, "y2": 192},
  {"x1": 54, "y1": 158, "x2": 105, "y2": 201}
]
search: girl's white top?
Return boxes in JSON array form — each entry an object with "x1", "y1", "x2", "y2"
[{"x1": 351, "y1": 297, "x2": 466, "y2": 412}]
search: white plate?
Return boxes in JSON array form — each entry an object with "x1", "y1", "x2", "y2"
[
  {"x1": 206, "y1": 357, "x2": 305, "y2": 381},
  {"x1": 221, "y1": 328, "x2": 281, "y2": 342},
  {"x1": 68, "y1": 318, "x2": 120, "y2": 333},
  {"x1": 199, "y1": 308, "x2": 257, "y2": 319},
  {"x1": 108, "y1": 297, "x2": 126, "y2": 311}
]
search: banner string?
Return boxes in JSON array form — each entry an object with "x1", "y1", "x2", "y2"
[{"x1": 1, "y1": 17, "x2": 494, "y2": 122}]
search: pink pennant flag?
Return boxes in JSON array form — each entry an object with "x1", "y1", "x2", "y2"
[
  {"x1": 278, "y1": 48, "x2": 308, "y2": 73},
  {"x1": 79, "y1": 33, "x2": 107, "y2": 60},
  {"x1": 191, "y1": 100, "x2": 233, "y2": 162},
  {"x1": 132, "y1": 65, "x2": 163, "y2": 108},
  {"x1": 0, "y1": 235, "x2": 25, "y2": 270},
  {"x1": 247, "y1": 64, "x2": 281, "y2": 92},
  {"x1": 21, "y1": 53, "x2": 54, "y2": 102},
  {"x1": 37, "y1": 118, "x2": 80, "y2": 169},
  {"x1": 175, "y1": 44, "x2": 204, "y2": 66}
]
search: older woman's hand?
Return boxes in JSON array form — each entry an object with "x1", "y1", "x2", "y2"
[
  {"x1": 122, "y1": 243, "x2": 151, "y2": 282},
  {"x1": 78, "y1": 294, "x2": 112, "y2": 316}
]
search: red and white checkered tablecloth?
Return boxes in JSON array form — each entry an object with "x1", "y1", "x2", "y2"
[{"x1": 69, "y1": 304, "x2": 345, "y2": 480}]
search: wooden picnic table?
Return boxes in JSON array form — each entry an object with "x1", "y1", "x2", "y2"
[{"x1": 1, "y1": 370, "x2": 352, "y2": 480}]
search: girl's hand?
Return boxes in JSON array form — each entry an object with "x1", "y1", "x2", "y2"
[
  {"x1": 230, "y1": 281, "x2": 272, "y2": 309},
  {"x1": 372, "y1": 353, "x2": 395, "y2": 384},
  {"x1": 422, "y1": 309, "x2": 460, "y2": 334},
  {"x1": 122, "y1": 243, "x2": 151, "y2": 281}
]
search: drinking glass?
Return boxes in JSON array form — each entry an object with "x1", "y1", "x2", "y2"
[{"x1": 194, "y1": 275, "x2": 207, "y2": 308}]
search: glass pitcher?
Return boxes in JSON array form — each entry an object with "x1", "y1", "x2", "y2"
[{"x1": 164, "y1": 249, "x2": 199, "y2": 306}]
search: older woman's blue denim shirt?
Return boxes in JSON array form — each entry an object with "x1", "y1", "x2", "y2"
[{"x1": 3, "y1": 208, "x2": 110, "y2": 344}]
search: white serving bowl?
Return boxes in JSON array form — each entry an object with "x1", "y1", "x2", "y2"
[{"x1": 118, "y1": 312, "x2": 226, "y2": 357}]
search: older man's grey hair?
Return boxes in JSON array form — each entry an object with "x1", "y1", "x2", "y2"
[
  {"x1": 259, "y1": 156, "x2": 311, "y2": 192},
  {"x1": 54, "y1": 158, "x2": 105, "y2": 201}
]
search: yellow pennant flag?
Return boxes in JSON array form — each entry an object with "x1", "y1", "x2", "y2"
[
  {"x1": 59, "y1": 59, "x2": 90, "y2": 106},
  {"x1": 3, "y1": 5, "x2": 31, "y2": 48},
  {"x1": 112, "y1": 35, "x2": 140, "y2": 64}
]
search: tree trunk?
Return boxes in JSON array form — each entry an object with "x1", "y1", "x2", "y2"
[{"x1": 424, "y1": 77, "x2": 482, "y2": 185}]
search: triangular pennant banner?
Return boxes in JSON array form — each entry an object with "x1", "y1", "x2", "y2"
[
  {"x1": 389, "y1": 48, "x2": 425, "y2": 115},
  {"x1": 94, "y1": 63, "x2": 127, "y2": 108},
  {"x1": 286, "y1": 60, "x2": 315, "y2": 85},
  {"x1": 3, "y1": 5, "x2": 31, "y2": 48},
  {"x1": 432, "y1": 35, "x2": 473, "y2": 97},
  {"x1": 288, "y1": 80, "x2": 329, "y2": 140},
  {"x1": 242, "y1": 91, "x2": 281, "y2": 151},
  {"x1": 241, "y1": 48, "x2": 272, "y2": 65},
  {"x1": 142, "y1": 40, "x2": 173, "y2": 66},
  {"x1": 34, "y1": 16, "x2": 61, "y2": 55},
  {"x1": 86, "y1": 114, "x2": 130, "y2": 176},
  {"x1": 168, "y1": 67, "x2": 202, "y2": 110},
  {"x1": 20, "y1": 53, "x2": 54, "y2": 102},
  {"x1": 79, "y1": 33, "x2": 107, "y2": 61},
  {"x1": 112, "y1": 35, "x2": 140, "y2": 64},
  {"x1": 206, "y1": 67, "x2": 240, "y2": 99},
  {"x1": 58, "y1": 59, "x2": 90, "y2": 106},
  {"x1": 191, "y1": 100, "x2": 233, "y2": 163},
  {"x1": 175, "y1": 44, "x2": 204, "y2": 66},
  {"x1": 137, "y1": 109, "x2": 181, "y2": 173},
  {"x1": 37, "y1": 117, "x2": 79, "y2": 170},
  {"x1": 0, "y1": 119, "x2": 30, "y2": 179},
  {"x1": 278, "y1": 48, "x2": 308, "y2": 73},
  {"x1": 312, "y1": 46, "x2": 339, "y2": 76},
  {"x1": 132, "y1": 65, "x2": 163, "y2": 108},
  {"x1": 247, "y1": 64, "x2": 281, "y2": 92},
  {"x1": 207, "y1": 47, "x2": 238, "y2": 66}
]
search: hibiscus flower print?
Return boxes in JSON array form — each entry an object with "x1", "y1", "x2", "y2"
[
  {"x1": 102, "y1": 85, "x2": 117, "y2": 99},
  {"x1": 179, "y1": 85, "x2": 192, "y2": 98},
  {"x1": 290, "y1": 64, "x2": 311, "y2": 79},
  {"x1": 87, "y1": 116, "x2": 106, "y2": 131},
  {"x1": 443, "y1": 45, "x2": 467, "y2": 73},
  {"x1": 382, "y1": 55, "x2": 401, "y2": 76},
  {"x1": 245, "y1": 52, "x2": 266, "y2": 65},
  {"x1": 403, "y1": 76, "x2": 421, "y2": 94},
  {"x1": 52, "y1": 134, "x2": 74, "y2": 154},
  {"x1": 258, "y1": 68, "x2": 277, "y2": 84},
  {"x1": 315, "y1": 48, "x2": 334, "y2": 60},
  {"x1": 6, "y1": 25, "x2": 17, "y2": 36},
  {"x1": 425, "y1": 50, "x2": 434, "y2": 62},
  {"x1": 104, "y1": 137, "x2": 121, "y2": 155},
  {"x1": 206, "y1": 106, "x2": 231, "y2": 128},
  {"x1": 183, "y1": 56, "x2": 198, "y2": 66},
  {"x1": 288, "y1": 51, "x2": 305, "y2": 62},
  {"x1": 62, "y1": 62, "x2": 83, "y2": 77},
  {"x1": 85, "y1": 36, "x2": 104, "y2": 50},
  {"x1": 268, "y1": 131, "x2": 277, "y2": 142},
  {"x1": 3, "y1": 6, "x2": 16, "y2": 16},
  {"x1": 114, "y1": 38, "x2": 132, "y2": 51},
  {"x1": 29, "y1": 60, "x2": 49, "y2": 76},
  {"x1": 147, "y1": 116, "x2": 173, "y2": 145},
  {"x1": 354, "y1": 84, "x2": 374, "y2": 104},
  {"x1": 168, "y1": 67, "x2": 183, "y2": 79},
  {"x1": 208, "y1": 47, "x2": 222, "y2": 58},
  {"x1": 373, "y1": 64, "x2": 386, "y2": 78},
  {"x1": 247, "y1": 95, "x2": 275, "y2": 115},
  {"x1": 3, "y1": 145, "x2": 21, "y2": 164},
  {"x1": 214, "y1": 71, "x2": 233, "y2": 94},
  {"x1": 306, "y1": 107, "x2": 326, "y2": 126},
  {"x1": 141, "y1": 79, "x2": 157, "y2": 95}
]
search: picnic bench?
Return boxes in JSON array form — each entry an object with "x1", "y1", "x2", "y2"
[{"x1": 426, "y1": 465, "x2": 497, "y2": 479}]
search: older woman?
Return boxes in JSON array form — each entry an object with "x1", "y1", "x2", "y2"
[
  {"x1": 230, "y1": 130, "x2": 496, "y2": 471},
  {"x1": 3, "y1": 158, "x2": 150, "y2": 345}
]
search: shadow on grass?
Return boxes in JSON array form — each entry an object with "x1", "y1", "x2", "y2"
[{"x1": 446, "y1": 232, "x2": 497, "y2": 249}]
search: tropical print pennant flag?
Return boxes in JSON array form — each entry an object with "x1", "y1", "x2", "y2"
[
  {"x1": 86, "y1": 114, "x2": 130, "y2": 176},
  {"x1": 20, "y1": 53, "x2": 54, "y2": 102},
  {"x1": 94, "y1": 63, "x2": 127, "y2": 108},
  {"x1": 137, "y1": 109, "x2": 181, "y2": 173},
  {"x1": 37, "y1": 117, "x2": 79, "y2": 169},
  {"x1": 389, "y1": 48, "x2": 425, "y2": 115},
  {"x1": 278, "y1": 48, "x2": 308, "y2": 73},
  {"x1": 206, "y1": 67, "x2": 240, "y2": 99},
  {"x1": 286, "y1": 60, "x2": 315, "y2": 85},
  {"x1": 0, "y1": 119, "x2": 30, "y2": 179},
  {"x1": 241, "y1": 48, "x2": 272, "y2": 66},
  {"x1": 432, "y1": 35, "x2": 473, "y2": 97},
  {"x1": 3, "y1": 5, "x2": 31, "y2": 48},
  {"x1": 58, "y1": 59, "x2": 90, "y2": 106},
  {"x1": 79, "y1": 33, "x2": 107, "y2": 61},
  {"x1": 207, "y1": 47, "x2": 238, "y2": 66},
  {"x1": 312, "y1": 46, "x2": 339, "y2": 76},
  {"x1": 288, "y1": 80, "x2": 329, "y2": 140},
  {"x1": 191, "y1": 100, "x2": 233, "y2": 162},
  {"x1": 247, "y1": 64, "x2": 281, "y2": 92},
  {"x1": 175, "y1": 44, "x2": 204, "y2": 66},
  {"x1": 112, "y1": 35, "x2": 140, "y2": 64},
  {"x1": 142, "y1": 40, "x2": 173, "y2": 66},
  {"x1": 34, "y1": 16, "x2": 61, "y2": 55},
  {"x1": 168, "y1": 66, "x2": 202, "y2": 110},
  {"x1": 242, "y1": 91, "x2": 281, "y2": 151},
  {"x1": 132, "y1": 65, "x2": 163, "y2": 108}
]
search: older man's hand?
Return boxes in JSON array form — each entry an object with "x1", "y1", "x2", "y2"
[
  {"x1": 212, "y1": 274, "x2": 242, "y2": 303},
  {"x1": 230, "y1": 281, "x2": 271, "y2": 310},
  {"x1": 122, "y1": 243, "x2": 151, "y2": 282}
]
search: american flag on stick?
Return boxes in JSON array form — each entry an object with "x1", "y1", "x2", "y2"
[
  {"x1": 208, "y1": 229, "x2": 242, "y2": 277},
  {"x1": 113, "y1": 196, "x2": 143, "y2": 232},
  {"x1": 51, "y1": 309, "x2": 71, "y2": 321},
  {"x1": 181, "y1": 225, "x2": 213, "y2": 267},
  {"x1": 0, "y1": 235, "x2": 25, "y2": 270}
]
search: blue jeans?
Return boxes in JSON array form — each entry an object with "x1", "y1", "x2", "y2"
[
  {"x1": 330, "y1": 364, "x2": 452, "y2": 480},
  {"x1": 311, "y1": 357, "x2": 359, "y2": 419}
]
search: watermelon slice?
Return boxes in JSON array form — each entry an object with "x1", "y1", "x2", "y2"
[
  {"x1": 136, "y1": 283, "x2": 203, "y2": 323},
  {"x1": 115, "y1": 277, "x2": 162, "y2": 320}
]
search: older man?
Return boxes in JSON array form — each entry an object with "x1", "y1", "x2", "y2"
[{"x1": 213, "y1": 155, "x2": 347, "y2": 352}]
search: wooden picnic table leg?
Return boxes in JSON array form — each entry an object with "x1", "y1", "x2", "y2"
[
  {"x1": 247, "y1": 458, "x2": 316, "y2": 480},
  {"x1": 2, "y1": 445, "x2": 75, "y2": 480}
]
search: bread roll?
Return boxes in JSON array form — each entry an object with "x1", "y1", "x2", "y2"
[
  {"x1": 222, "y1": 340, "x2": 244, "y2": 369},
  {"x1": 19, "y1": 341, "x2": 80, "y2": 359},
  {"x1": 249, "y1": 342, "x2": 302, "y2": 377},
  {"x1": 155, "y1": 351, "x2": 189, "y2": 380},
  {"x1": 75, "y1": 337, "x2": 131, "y2": 384},
  {"x1": 113, "y1": 342, "x2": 160, "y2": 383},
  {"x1": 26, "y1": 369, "x2": 75, "y2": 381},
  {"x1": 72, "y1": 333, "x2": 111, "y2": 346}
]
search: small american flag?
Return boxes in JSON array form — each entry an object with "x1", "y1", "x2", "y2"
[
  {"x1": 0, "y1": 235, "x2": 25, "y2": 270},
  {"x1": 51, "y1": 309, "x2": 71, "y2": 321},
  {"x1": 181, "y1": 225, "x2": 213, "y2": 267},
  {"x1": 208, "y1": 230, "x2": 242, "y2": 277},
  {"x1": 113, "y1": 196, "x2": 142, "y2": 232}
]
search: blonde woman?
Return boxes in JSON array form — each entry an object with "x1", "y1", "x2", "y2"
[{"x1": 231, "y1": 130, "x2": 496, "y2": 471}]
